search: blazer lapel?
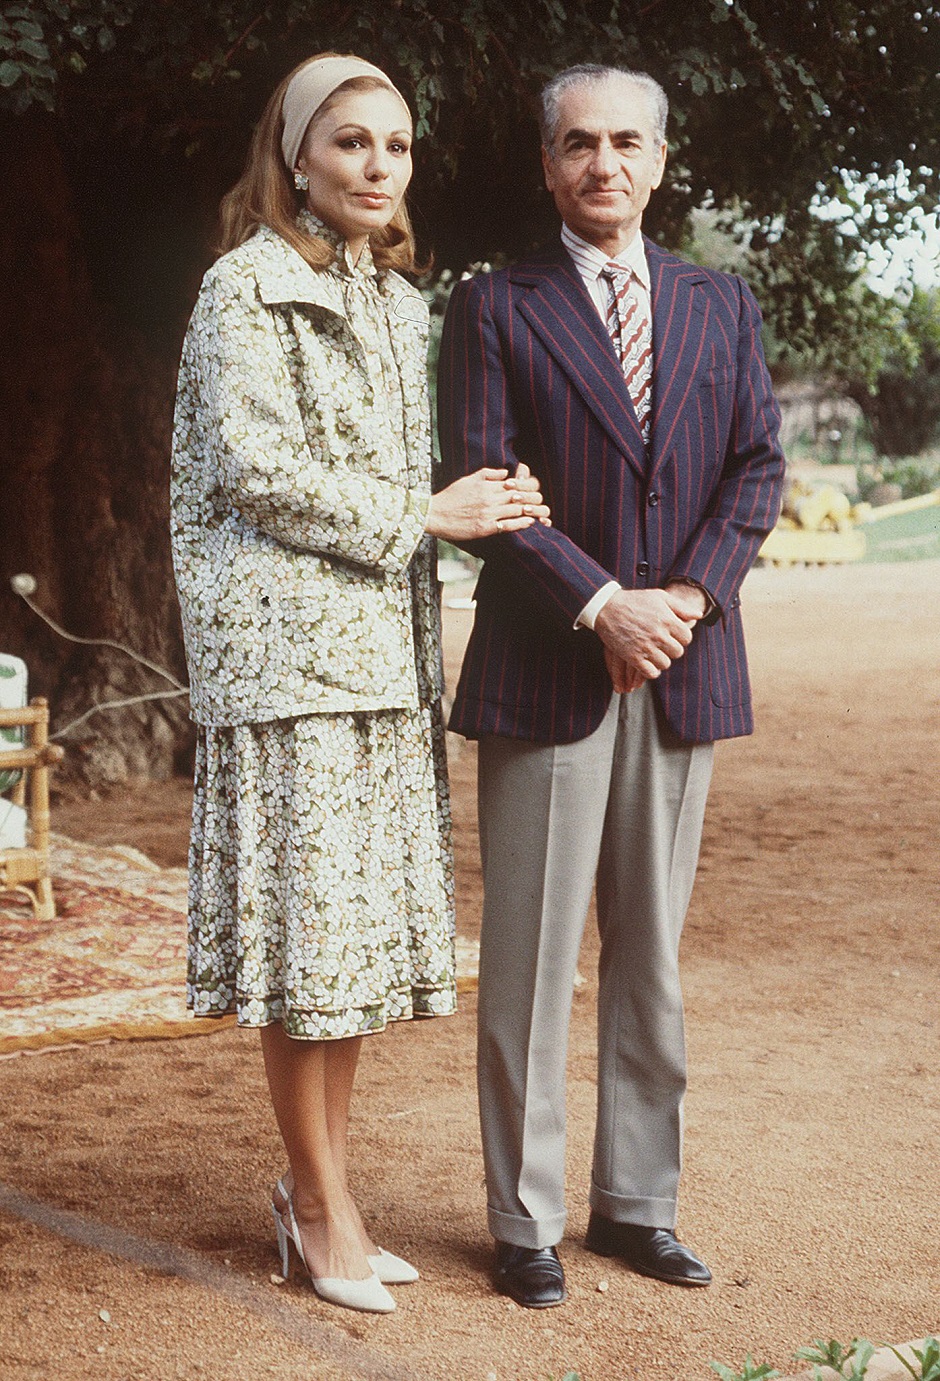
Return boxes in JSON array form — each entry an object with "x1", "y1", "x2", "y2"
[
  {"x1": 512, "y1": 252, "x2": 647, "y2": 479},
  {"x1": 646, "y1": 241, "x2": 711, "y2": 478}
]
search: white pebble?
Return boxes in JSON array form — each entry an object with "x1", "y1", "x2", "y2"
[
  {"x1": 597, "y1": 1279, "x2": 609, "y2": 1293},
  {"x1": 98, "y1": 1309, "x2": 111, "y2": 1324},
  {"x1": 270, "y1": 1273, "x2": 286, "y2": 1286}
]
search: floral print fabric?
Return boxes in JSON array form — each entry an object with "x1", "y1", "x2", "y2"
[
  {"x1": 170, "y1": 213, "x2": 441, "y2": 727},
  {"x1": 188, "y1": 706, "x2": 456, "y2": 1039},
  {"x1": 172, "y1": 216, "x2": 454, "y2": 1038}
]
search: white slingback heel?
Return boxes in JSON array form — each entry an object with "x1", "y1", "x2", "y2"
[
  {"x1": 273, "y1": 1178, "x2": 418, "y2": 1286},
  {"x1": 271, "y1": 1194, "x2": 396, "y2": 1314}
]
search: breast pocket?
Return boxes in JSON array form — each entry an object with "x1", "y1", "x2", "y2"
[{"x1": 698, "y1": 364, "x2": 734, "y2": 389}]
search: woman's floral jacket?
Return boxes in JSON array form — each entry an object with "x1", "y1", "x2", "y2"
[{"x1": 170, "y1": 223, "x2": 442, "y2": 727}]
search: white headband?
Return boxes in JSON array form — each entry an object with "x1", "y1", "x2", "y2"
[{"x1": 280, "y1": 56, "x2": 409, "y2": 173}]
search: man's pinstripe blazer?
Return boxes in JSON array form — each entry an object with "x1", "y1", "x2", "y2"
[{"x1": 437, "y1": 238, "x2": 786, "y2": 746}]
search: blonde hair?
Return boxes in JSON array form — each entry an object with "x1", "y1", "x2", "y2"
[{"x1": 217, "y1": 52, "x2": 423, "y2": 274}]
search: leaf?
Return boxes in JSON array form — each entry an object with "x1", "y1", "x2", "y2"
[
  {"x1": 919, "y1": 1338, "x2": 940, "y2": 1381},
  {"x1": 12, "y1": 18, "x2": 43, "y2": 40},
  {"x1": 847, "y1": 1339, "x2": 876, "y2": 1379},
  {"x1": 886, "y1": 1346, "x2": 920, "y2": 1380},
  {"x1": 16, "y1": 37, "x2": 48, "y2": 60},
  {"x1": 710, "y1": 1358, "x2": 780, "y2": 1381},
  {"x1": 0, "y1": 58, "x2": 21, "y2": 87}
]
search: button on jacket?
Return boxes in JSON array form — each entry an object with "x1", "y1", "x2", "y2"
[{"x1": 437, "y1": 240, "x2": 786, "y2": 746}]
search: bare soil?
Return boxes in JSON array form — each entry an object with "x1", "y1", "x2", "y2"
[{"x1": 2, "y1": 559, "x2": 938, "y2": 1381}]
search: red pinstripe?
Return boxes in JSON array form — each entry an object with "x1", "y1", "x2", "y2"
[{"x1": 437, "y1": 240, "x2": 784, "y2": 745}]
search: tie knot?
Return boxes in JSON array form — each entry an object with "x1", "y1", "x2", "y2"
[{"x1": 603, "y1": 262, "x2": 634, "y2": 287}]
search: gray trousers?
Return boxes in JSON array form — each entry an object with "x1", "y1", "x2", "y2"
[{"x1": 476, "y1": 683, "x2": 714, "y2": 1248}]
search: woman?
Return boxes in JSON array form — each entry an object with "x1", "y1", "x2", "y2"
[{"x1": 170, "y1": 53, "x2": 548, "y2": 1314}]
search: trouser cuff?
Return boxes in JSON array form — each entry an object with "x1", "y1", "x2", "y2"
[
  {"x1": 589, "y1": 1182, "x2": 677, "y2": 1229},
  {"x1": 487, "y1": 1205, "x2": 567, "y2": 1249}
]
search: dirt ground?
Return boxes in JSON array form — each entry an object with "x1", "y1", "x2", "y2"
[{"x1": 1, "y1": 558, "x2": 938, "y2": 1381}]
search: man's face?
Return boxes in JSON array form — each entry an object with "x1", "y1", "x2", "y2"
[{"x1": 542, "y1": 76, "x2": 666, "y2": 254}]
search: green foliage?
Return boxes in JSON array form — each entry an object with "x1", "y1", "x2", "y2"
[
  {"x1": 1, "y1": 1, "x2": 938, "y2": 266},
  {"x1": 842, "y1": 288, "x2": 940, "y2": 458},
  {"x1": 857, "y1": 457, "x2": 940, "y2": 502},
  {"x1": 712, "y1": 1336, "x2": 940, "y2": 1381},
  {"x1": 889, "y1": 1337, "x2": 940, "y2": 1381},
  {"x1": 710, "y1": 1356, "x2": 781, "y2": 1381},
  {"x1": 1, "y1": 0, "x2": 938, "y2": 369},
  {"x1": 795, "y1": 1337, "x2": 876, "y2": 1381}
]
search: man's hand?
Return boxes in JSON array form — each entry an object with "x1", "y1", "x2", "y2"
[
  {"x1": 664, "y1": 579, "x2": 709, "y2": 621},
  {"x1": 594, "y1": 587, "x2": 701, "y2": 683},
  {"x1": 603, "y1": 647, "x2": 645, "y2": 694}
]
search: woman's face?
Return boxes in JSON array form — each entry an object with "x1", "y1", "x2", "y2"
[{"x1": 296, "y1": 86, "x2": 413, "y2": 259}]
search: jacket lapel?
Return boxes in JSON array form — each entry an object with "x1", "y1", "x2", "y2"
[
  {"x1": 512, "y1": 251, "x2": 647, "y2": 479},
  {"x1": 646, "y1": 240, "x2": 711, "y2": 478}
]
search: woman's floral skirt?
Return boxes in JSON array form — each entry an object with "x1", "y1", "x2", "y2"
[{"x1": 187, "y1": 704, "x2": 456, "y2": 1040}]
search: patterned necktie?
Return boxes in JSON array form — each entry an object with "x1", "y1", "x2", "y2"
[{"x1": 602, "y1": 264, "x2": 653, "y2": 446}]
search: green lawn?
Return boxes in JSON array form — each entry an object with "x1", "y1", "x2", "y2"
[{"x1": 861, "y1": 502, "x2": 940, "y2": 562}]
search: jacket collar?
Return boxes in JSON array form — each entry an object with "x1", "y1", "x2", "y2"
[
  {"x1": 509, "y1": 239, "x2": 710, "y2": 479},
  {"x1": 645, "y1": 240, "x2": 711, "y2": 469},
  {"x1": 252, "y1": 223, "x2": 351, "y2": 316},
  {"x1": 249, "y1": 222, "x2": 429, "y2": 330}
]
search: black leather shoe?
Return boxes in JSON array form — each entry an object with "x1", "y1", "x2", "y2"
[
  {"x1": 585, "y1": 1213, "x2": 712, "y2": 1287},
  {"x1": 493, "y1": 1242, "x2": 567, "y2": 1308}
]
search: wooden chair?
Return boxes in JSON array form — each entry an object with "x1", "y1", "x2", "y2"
[{"x1": 0, "y1": 697, "x2": 65, "y2": 921}]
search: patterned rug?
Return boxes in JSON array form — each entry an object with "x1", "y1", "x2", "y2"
[
  {"x1": 0, "y1": 835, "x2": 480, "y2": 1057},
  {"x1": 0, "y1": 835, "x2": 233, "y2": 1056}
]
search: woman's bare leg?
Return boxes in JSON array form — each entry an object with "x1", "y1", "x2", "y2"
[
  {"x1": 323, "y1": 1037, "x2": 380, "y2": 1255},
  {"x1": 260, "y1": 1024, "x2": 371, "y2": 1281}
]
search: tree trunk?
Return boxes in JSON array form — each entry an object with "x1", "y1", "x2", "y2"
[{"x1": 0, "y1": 113, "x2": 194, "y2": 788}]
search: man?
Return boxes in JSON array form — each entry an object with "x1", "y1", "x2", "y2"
[{"x1": 437, "y1": 63, "x2": 785, "y2": 1309}]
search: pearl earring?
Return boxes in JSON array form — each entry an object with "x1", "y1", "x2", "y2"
[{"x1": 293, "y1": 170, "x2": 309, "y2": 191}]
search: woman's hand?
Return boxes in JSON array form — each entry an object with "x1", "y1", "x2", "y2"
[{"x1": 426, "y1": 463, "x2": 551, "y2": 541}]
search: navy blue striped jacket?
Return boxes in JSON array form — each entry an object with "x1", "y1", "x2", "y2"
[{"x1": 437, "y1": 240, "x2": 785, "y2": 745}]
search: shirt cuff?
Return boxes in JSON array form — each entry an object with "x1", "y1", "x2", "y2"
[{"x1": 575, "y1": 581, "x2": 622, "y2": 630}]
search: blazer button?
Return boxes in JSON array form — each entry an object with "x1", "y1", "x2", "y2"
[
  {"x1": 636, "y1": 561, "x2": 650, "y2": 578},
  {"x1": 648, "y1": 491, "x2": 660, "y2": 506}
]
